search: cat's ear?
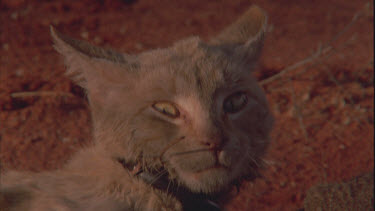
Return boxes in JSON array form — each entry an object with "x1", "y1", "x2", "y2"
[
  {"x1": 50, "y1": 26, "x2": 136, "y2": 87},
  {"x1": 51, "y1": 26, "x2": 137, "y2": 105},
  {"x1": 210, "y1": 5, "x2": 267, "y2": 64}
]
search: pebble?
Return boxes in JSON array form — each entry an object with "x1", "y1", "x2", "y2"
[
  {"x1": 11, "y1": 12, "x2": 18, "y2": 20},
  {"x1": 343, "y1": 117, "x2": 351, "y2": 125},
  {"x1": 61, "y1": 137, "x2": 70, "y2": 143},
  {"x1": 15, "y1": 69, "x2": 24, "y2": 77}
]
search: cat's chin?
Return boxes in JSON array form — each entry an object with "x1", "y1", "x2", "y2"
[{"x1": 177, "y1": 166, "x2": 235, "y2": 194}]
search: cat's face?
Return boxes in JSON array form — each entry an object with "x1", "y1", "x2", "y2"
[
  {"x1": 120, "y1": 39, "x2": 273, "y2": 193},
  {"x1": 51, "y1": 6, "x2": 273, "y2": 194}
]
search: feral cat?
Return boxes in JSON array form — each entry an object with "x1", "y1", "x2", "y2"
[{"x1": 0, "y1": 5, "x2": 273, "y2": 211}]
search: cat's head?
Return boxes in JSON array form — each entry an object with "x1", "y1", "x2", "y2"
[{"x1": 51, "y1": 5, "x2": 273, "y2": 194}]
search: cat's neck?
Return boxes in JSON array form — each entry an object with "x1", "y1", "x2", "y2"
[{"x1": 67, "y1": 146, "x2": 223, "y2": 210}]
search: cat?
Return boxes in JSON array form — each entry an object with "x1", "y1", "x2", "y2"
[{"x1": 0, "y1": 5, "x2": 273, "y2": 211}]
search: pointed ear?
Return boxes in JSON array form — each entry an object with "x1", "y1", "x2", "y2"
[
  {"x1": 210, "y1": 5, "x2": 267, "y2": 64},
  {"x1": 51, "y1": 26, "x2": 138, "y2": 106},
  {"x1": 50, "y1": 26, "x2": 133, "y2": 87}
]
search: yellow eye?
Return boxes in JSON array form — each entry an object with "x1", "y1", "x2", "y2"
[
  {"x1": 152, "y1": 102, "x2": 180, "y2": 118},
  {"x1": 223, "y1": 92, "x2": 248, "y2": 113}
]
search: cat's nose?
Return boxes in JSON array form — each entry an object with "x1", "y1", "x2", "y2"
[{"x1": 200, "y1": 135, "x2": 223, "y2": 149}]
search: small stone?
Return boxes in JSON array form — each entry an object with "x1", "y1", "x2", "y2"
[
  {"x1": 94, "y1": 36, "x2": 102, "y2": 44},
  {"x1": 15, "y1": 69, "x2": 24, "y2": 77},
  {"x1": 119, "y1": 27, "x2": 127, "y2": 35},
  {"x1": 3, "y1": 44, "x2": 9, "y2": 51},
  {"x1": 135, "y1": 42, "x2": 144, "y2": 50},
  {"x1": 302, "y1": 93, "x2": 310, "y2": 101},
  {"x1": 32, "y1": 56, "x2": 40, "y2": 62},
  {"x1": 184, "y1": 19, "x2": 192, "y2": 26},
  {"x1": 81, "y1": 31, "x2": 89, "y2": 39},
  {"x1": 339, "y1": 99, "x2": 346, "y2": 108}
]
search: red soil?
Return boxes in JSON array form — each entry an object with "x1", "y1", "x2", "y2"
[{"x1": 0, "y1": 0, "x2": 373, "y2": 210}]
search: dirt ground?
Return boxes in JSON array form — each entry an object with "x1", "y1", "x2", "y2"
[{"x1": 0, "y1": 0, "x2": 373, "y2": 210}]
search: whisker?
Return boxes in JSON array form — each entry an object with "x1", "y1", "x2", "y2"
[
  {"x1": 246, "y1": 162, "x2": 257, "y2": 172},
  {"x1": 142, "y1": 156, "x2": 146, "y2": 171},
  {"x1": 158, "y1": 136, "x2": 185, "y2": 161},
  {"x1": 169, "y1": 148, "x2": 211, "y2": 157},
  {"x1": 252, "y1": 157, "x2": 264, "y2": 168},
  {"x1": 138, "y1": 169, "x2": 168, "y2": 187},
  {"x1": 149, "y1": 170, "x2": 168, "y2": 186},
  {"x1": 140, "y1": 136, "x2": 165, "y2": 143},
  {"x1": 175, "y1": 181, "x2": 181, "y2": 194},
  {"x1": 245, "y1": 157, "x2": 262, "y2": 172},
  {"x1": 127, "y1": 129, "x2": 137, "y2": 145},
  {"x1": 261, "y1": 158, "x2": 278, "y2": 167},
  {"x1": 166, "y1": 179, "x2": 173, "y2": 193}
]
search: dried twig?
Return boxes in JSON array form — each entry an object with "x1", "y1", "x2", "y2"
[
  {"x1": 291, "y1": 33, "x2": 358, "y2": 79},
  {"x1": 288, "y1": 80, "x2": 311, "y2": 142},
  {"x1": 260, "y1": 2, "x2": 369, "y2": 86},
  {"x1": 259, "y1": 45, "x2": 323, "y2": 86},
  {"x1": 10, "y1": 91, "x2": 76, "y2": 98}
]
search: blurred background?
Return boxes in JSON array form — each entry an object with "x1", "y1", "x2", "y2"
[{"x1": 0, "y1": 0, "x2": 373, "y2": 210}]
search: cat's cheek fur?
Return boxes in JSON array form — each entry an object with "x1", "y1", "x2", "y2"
[{"x1": 219, "y1": 140, "x2": 243, "y2": 167}]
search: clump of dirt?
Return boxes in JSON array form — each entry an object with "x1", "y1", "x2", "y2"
[
  {"x1": 0, "y1": 0, "x2": 373, "y2": 210},
  {"x1": 304, "y1": 172, "x2": 374, "y2": 211}
]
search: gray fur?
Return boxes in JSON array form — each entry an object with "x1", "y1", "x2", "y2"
[{"x1": 1, "y1": 5, "x2": 273, "y2": 211}]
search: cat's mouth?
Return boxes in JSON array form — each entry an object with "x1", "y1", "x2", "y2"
[
  {"x1": 166, "y1": 147, "x2": 249, "y2": 194},
  {"x1": 176, "y1": 148, "x2": 236, "y2": 174},
  {"x1": 195, "y1": 164, "x2": 227, "y2": 173},
  {"x1": 191, "y1": 158, "x2": 230, "y2": 175}
]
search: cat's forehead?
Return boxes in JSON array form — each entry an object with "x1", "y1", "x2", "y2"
[{"x1": 137, "y1": 37, "x2": 239, "y2": 99}]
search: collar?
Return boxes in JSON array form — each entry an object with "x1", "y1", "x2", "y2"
[{"x1": 117, "y1": 158, "x2": 222, "y2": 211}]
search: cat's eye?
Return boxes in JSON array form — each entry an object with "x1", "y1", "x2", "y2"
[
  {"x1": 223, "y1": 92, "x2": 248, "y2": 113},
  {"x1": 152, "y1": 102, "x2": 180, "y2": 118}
]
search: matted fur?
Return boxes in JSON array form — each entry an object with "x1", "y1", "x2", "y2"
[{"x1": 1, "y1": 5, "x2": 273, "y2": 211}]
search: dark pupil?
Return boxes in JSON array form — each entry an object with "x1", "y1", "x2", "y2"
[
  {"x1": 224, "y1": 93, "x2": 247, "y2": 113},
  {"x1": 225, "y1": 100, "x2": 234, "y2": 112}
]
